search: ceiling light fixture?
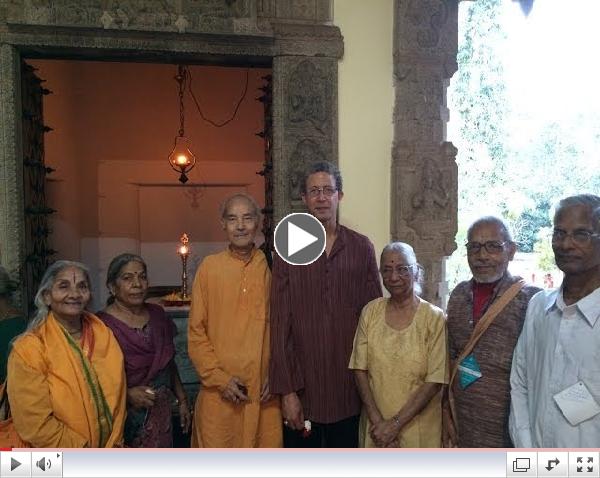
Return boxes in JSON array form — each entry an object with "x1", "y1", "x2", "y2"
[{"x1": 168, "y1": 65, "x2": 196, "y2": 184}]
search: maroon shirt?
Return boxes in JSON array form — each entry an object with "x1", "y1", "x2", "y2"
[
  {"x1": 269, "y1": 225, "x2": 382, "y2": 424},
  {"x1": 472, "y1": 280, "x2": 498, "y2": 325}
]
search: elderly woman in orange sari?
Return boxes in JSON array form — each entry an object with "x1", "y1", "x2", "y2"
[{"x1": 7, "y1": 260, "x2": 126, "y2": 447}]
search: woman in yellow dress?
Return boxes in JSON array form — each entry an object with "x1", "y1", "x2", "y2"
[{"x1": 349, "y1": 242, "x2": 448, "y2": 447}]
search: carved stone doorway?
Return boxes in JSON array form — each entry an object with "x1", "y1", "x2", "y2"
[
  {"x1": 23, "y1": 58, "x2": 272, "y2": 311},
  {"x1": 0, "y1": 2, "x2": 343, "y2": 310}
]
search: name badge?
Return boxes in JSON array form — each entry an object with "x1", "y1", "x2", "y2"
[
  {"x1": 554, "y1": 381, "x2": 600, "y2": 426},
  {"x1": 457, "y1": 353, "x2": 482, "y2": 390}
]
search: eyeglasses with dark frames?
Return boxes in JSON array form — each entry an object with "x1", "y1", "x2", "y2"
[
  {"x1": 306, "y1": 186, "x2": 337, "y2": 199},
  {"x1": 552, "y1": 229, "x2": 600, "y2": 246},
  {"x1": 465, "y1": 241, "x2": 507, "y2": 254}
]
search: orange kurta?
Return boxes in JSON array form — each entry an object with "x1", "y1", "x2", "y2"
[
  {"x1": 188, "y1": 248, "x2": 282, "y2": 447},
  {"x1": 7, "y1": 312, "x2": 126, "y2": 447}
]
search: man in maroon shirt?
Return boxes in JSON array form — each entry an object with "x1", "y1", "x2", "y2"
[
  {"x1": 444, "y1": 217, "x2": 540, "y2": 447},
  {"x1": 269, "y1": 161, "x2": 382, "y2": 447}
]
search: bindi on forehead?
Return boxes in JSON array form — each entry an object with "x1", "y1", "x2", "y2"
[
  {"x1": 57, "y1": 267, "x2": 83, "y2": 282},
  {"x1": 382, "y1": 253, "x2": 410, "y2": 266}
]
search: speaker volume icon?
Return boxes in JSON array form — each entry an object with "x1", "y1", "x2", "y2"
[{"x1": 36, "y1": 457, "x2": 52, "y2": 471}]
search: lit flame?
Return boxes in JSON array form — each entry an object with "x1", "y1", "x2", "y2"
[
  {"x1": 178, "y1": 245, "x2": 189, "y2": 255},
  {"x1": 176, "y1": 154, "x2": 189, "y2": 166}
]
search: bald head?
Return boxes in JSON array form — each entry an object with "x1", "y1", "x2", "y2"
[
  {"x1": 220, "y1": 193, "x2": 261, "y2": 220},
  {"x1": 467, "y1": 216, "x2": 513, "y2": 243}
]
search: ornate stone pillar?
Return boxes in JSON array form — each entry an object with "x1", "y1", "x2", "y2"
[
  {"x1": 0, "y1": 43, "x2": 25, "y2": 306},
  {"x1": 392, "y1": 0, "x2": 459, "y2": 307},
  {"x1": 270, "y1": 24, "x2": 342, "y2": 222}
]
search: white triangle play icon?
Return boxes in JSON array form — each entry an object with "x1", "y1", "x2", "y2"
[{"x1": 288, "y1": 221, "x2": 318, "y2": 256}]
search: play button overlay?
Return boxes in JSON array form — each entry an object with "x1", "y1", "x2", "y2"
[{"x1": 274, "y1": 213, "x2": 326, "y2": 265}]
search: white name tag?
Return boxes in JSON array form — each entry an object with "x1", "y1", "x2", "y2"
[{"x1": 553, "y1": 381, "x2": 600, "y2": 426}]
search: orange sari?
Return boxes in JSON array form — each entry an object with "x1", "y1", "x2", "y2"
[{"x1": 7, "y1": 312, "x2": 126, "y2": 447}]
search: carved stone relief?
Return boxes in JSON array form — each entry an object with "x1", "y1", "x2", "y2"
[
  {"x1": 272, "y1": 55, "x2": 338, "y2": 220},
  {"x1": 5, "y1": 0, "x2": 335, "y2": 34},
  {"x1": 6, "y1": 0, "x2": 103, "y2": 28},
  {"x1": 405, "y1": 0, "x2": 448, "y2": 48},
  {"x1": 392, "y1": 141, "x2": 457, "y2": 255},
  {"x1": 0, "y1": 44, "x2": 25, "y2": 307},
  {"x1": 259, "y1": 0, "x2": 332, "y2": 23},
  {"x1": 103, "y1": 0, "x2": 177, "y2": 31},
  {"x1": 288, "y1": 138, "x2": 327, "y2": 202},
  {"x1": 287, "y1": 60, "x2": 329, "y2": 132},
  {"x1": 392, "y1": 0, "x2": 459, "y2": 306},
  {"x1": 396, "y1": 0, "x2": 455, "y2": 55}
]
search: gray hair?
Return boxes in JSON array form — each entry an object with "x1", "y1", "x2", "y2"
[
  {"x1": 302, "y1": 161, "x2": 343, "y2": 193},
  {"x1": 0, "y1": 266, "x2": 17, "y2": 299},
  {"x1": 380, "y1": 242, "x2": 424, "y2": 296},
  {"x1": 467, "y1": 216, "x2": 514, "y2": 243},
  {"x1": 220, "y1": 193, "x2": 262, "y2": 220},
  {"x1": 105, "y1": 253, "x2": 147, "y2": 305},
  {"x1": 29, "y1": 260, "x2": 92, "y2": 330},
  {"x1": 556, "y1": 194, "x2": 600, "y2": 231}
]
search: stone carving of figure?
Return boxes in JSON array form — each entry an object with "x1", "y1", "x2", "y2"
[
  {"x1": 287, "y1": 61, "x2": 328, "y2": 132},
  {"x1": 289, "y1": 139, "x2": 326, "y2": 201},
  {"x1": 411, "y1": 159, "x2": 449, "y2": 221}
]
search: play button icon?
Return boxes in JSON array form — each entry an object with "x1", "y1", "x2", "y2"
[{"x1": 274, "y1": 213, "x2": 326, "y2": 265}]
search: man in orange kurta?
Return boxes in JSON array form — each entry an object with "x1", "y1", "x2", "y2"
[{"x1": 188, "y1": 194, "x2": 282, "y2": 447}]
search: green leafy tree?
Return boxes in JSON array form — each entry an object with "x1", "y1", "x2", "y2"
[
  {"x1": 533, "y1": 228, "x2": 556, "y2": 273},
  {"x1": 447, "y1": 1, "x2": 600, "y2": 292},
  {"x1": 450, "y1": 0, "x2": 510, "y2": 215}
]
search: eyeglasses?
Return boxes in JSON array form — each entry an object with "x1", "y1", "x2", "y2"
[
  {"x1": 552, "y1": 229, "x2": 600, "y2": 245},
  {"x1": 306, "y1": 186, "x2": 337, "y2": 198},
  {"x1": 381, "y1": 264, "x2": 415, "y2": 277},
  {"x1": 465, "y1": 241, "x2": 507, "y2": 254}
]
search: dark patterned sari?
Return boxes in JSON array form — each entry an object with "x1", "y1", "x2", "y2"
[{"x1": 98, "y1": 303, "x2": 176, "y2": 447}]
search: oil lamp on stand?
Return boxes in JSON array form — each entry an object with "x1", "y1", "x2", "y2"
[{"x1": 177, "y1": 233, "x2": 190, "y2": 299}]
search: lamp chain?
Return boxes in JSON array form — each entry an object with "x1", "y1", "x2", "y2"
[{"x1": 177, "y1": 65, "x2": 186, "y2": 137}]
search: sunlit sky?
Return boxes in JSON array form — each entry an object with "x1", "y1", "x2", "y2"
[
  {"x1": 450, "y1": 0, "x2": 600, "y2": 161},
  {"x1": 501, "y1": 0, "x2": 600, "y2": 115}
]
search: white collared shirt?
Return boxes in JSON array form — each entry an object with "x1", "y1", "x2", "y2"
[{"x1": 509, "y1": 286, "x2": 600, "y2": 447}]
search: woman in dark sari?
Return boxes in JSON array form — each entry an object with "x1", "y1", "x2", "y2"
[{"x1": 97, "y1": 253, "x2": 191, "y2": 447}]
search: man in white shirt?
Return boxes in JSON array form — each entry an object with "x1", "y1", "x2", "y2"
[{"x1": 509, "y1": 194, "x2": 600, "y2": 447}]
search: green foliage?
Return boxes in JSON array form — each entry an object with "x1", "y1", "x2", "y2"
[
  {"x1": 451, "y1": 0, "x2": 510, "y2": 208},
  {"x1": 533, "y1": 228, "x2": 556, "y2": 273},
  {"x1": 513, "y1": 198, "x2": 552, "y2": 252}
]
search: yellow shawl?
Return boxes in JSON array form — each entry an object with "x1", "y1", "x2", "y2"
[{"x1": 7, "y1": 312, "x2": 126, "y2": 447}]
